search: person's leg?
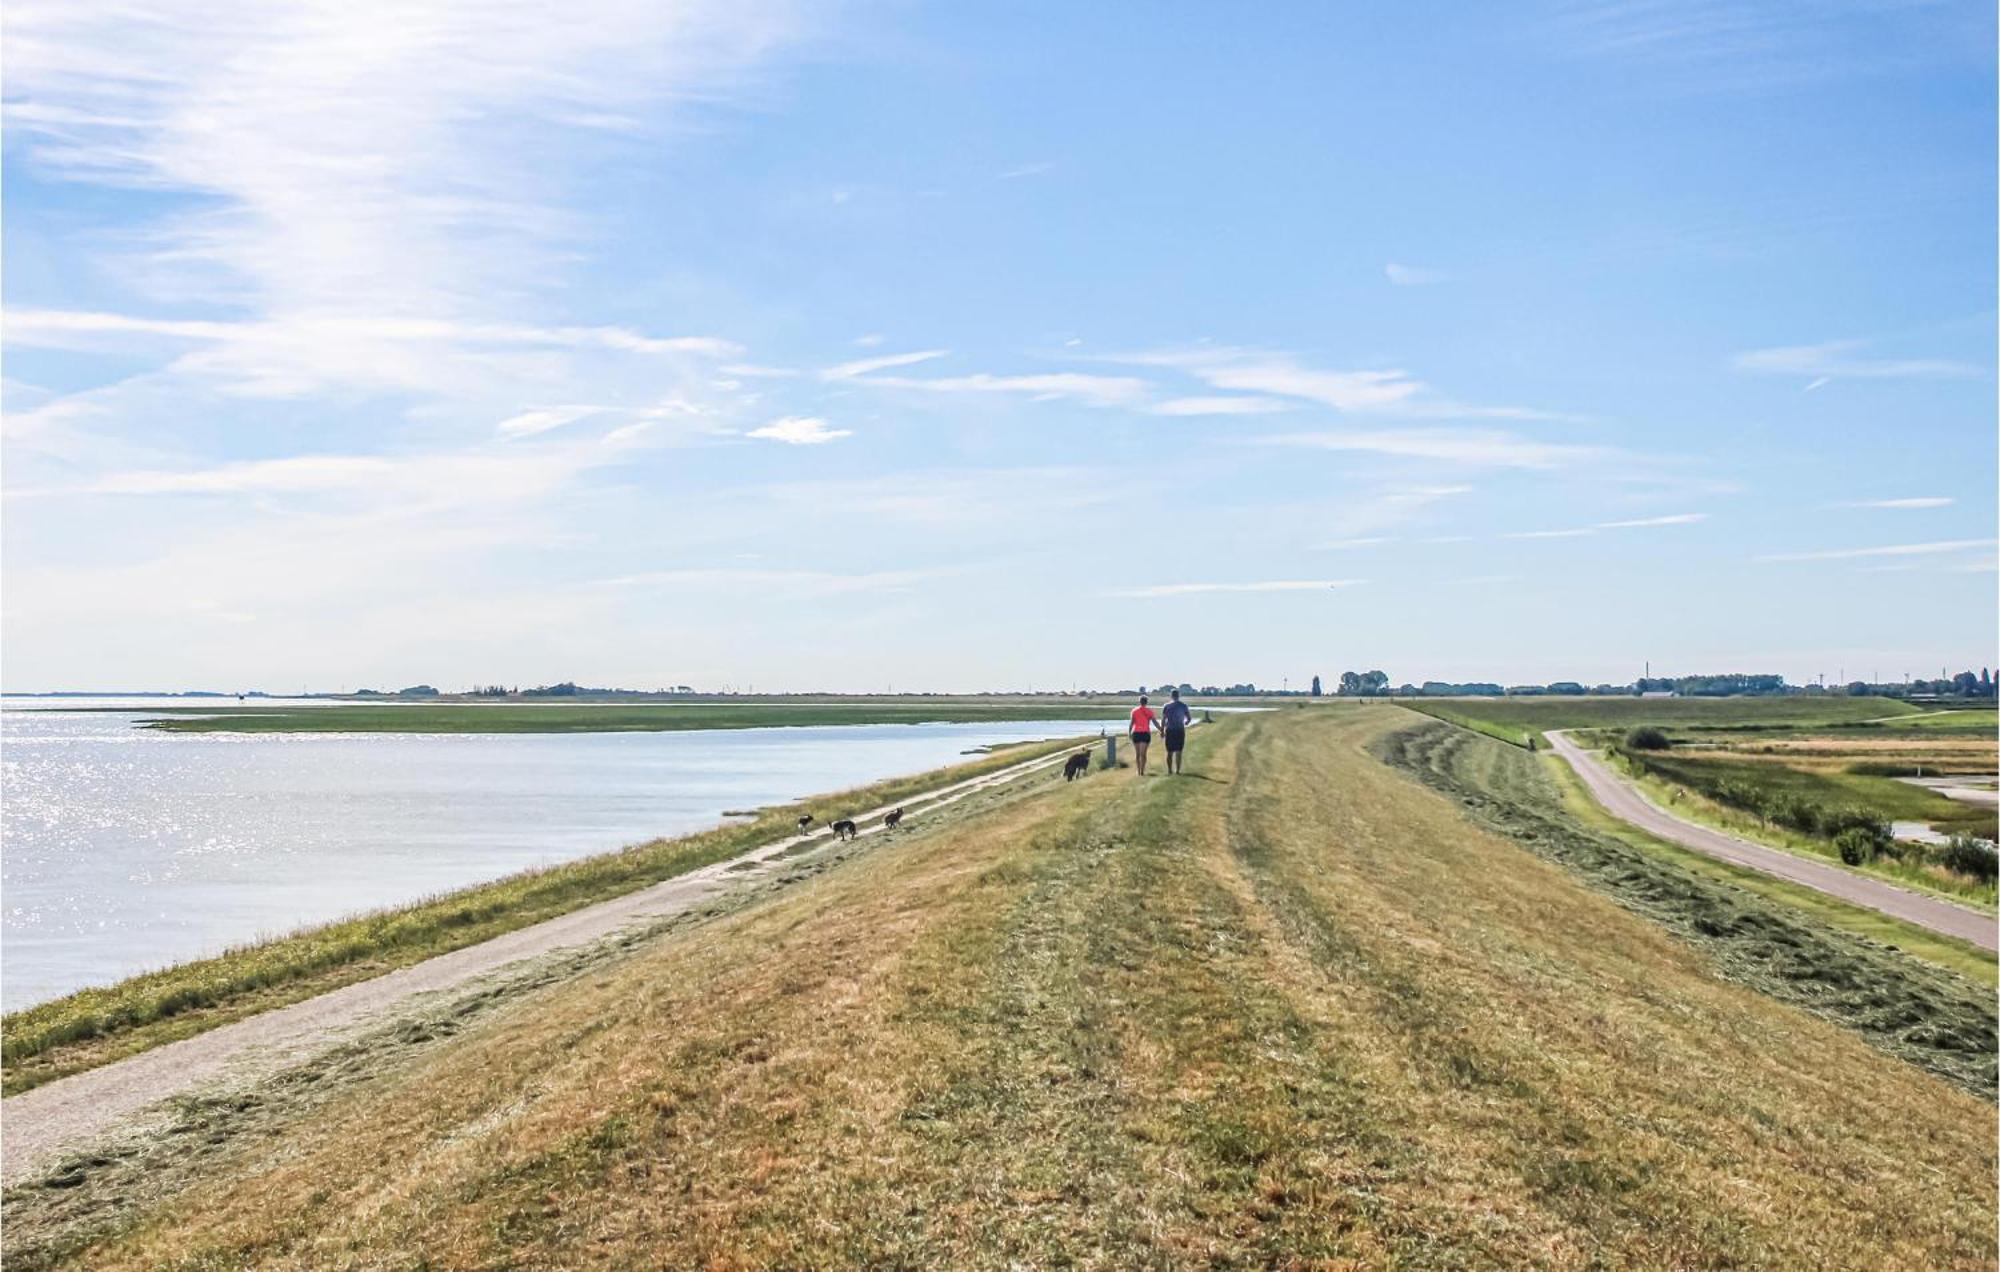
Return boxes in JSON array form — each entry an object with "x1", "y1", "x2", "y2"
[{"x1": 1134, "y1": 737, "x2": 1148, "y2": 775}]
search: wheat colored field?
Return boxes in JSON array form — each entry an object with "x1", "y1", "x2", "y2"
[{"x1": 8, "y1": 708, "x2": 1993, "y2": 1268}]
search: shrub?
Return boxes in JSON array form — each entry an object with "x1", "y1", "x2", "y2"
[
  {"x1": 1624, "y1": 726, "x2": 1671, "y2": 751},
  {"x1": 1939, "y1": 836, "x2": 1998, "y2": 884},
  {"x1": 1834, "y1": 827, "x2": 1877, "y2": 866}
]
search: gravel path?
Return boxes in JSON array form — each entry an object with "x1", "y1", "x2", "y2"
[
  {"x1": 1547, "y1": 731, "x2": 1996, "y2": 952},
  {"x1": 1, "y1": 740, "x2": 1095, "y2": 1184}
]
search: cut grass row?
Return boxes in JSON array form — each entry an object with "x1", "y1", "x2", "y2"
[
  {"x1": 1396, "y1": 694, "x2": 1925, "y2": 747},
  {"x1": 0, "y1": 735, "x2": 1091, "y2": 1096},
  {"x1": 28, "y1": 710, "x2": 1993, "y2": 1267},
  {"x1": 1373, "y1": 719, "x2": 1996, "y2": 1096},
  {"x1": 120, "y1": 702, "x2": 1130, "y2": 733}
]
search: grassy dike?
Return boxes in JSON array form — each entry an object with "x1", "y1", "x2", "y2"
[
  {"x1": 1, "y1": 735, "x2": 1093, "y2": 1096},
  {"x1": 15, "y1": 710, "x2": 1994, "y2": 1268}
]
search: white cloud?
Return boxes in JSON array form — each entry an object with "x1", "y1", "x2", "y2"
[
  {"x1": 851, "y1": 371, "x2": 1150, "y2": 408},
  {"x1": 594, "y1": 566, "x2": 962, "y2": 595},
  {"x1": 1597, "y1": 512, "x2": 1706, "y2": 528},
  {"x1": 1733, "y1": 338, "x2": 1982, "y2": 381},
  {"x1": 1504, "y1": 527, "x2": 1598, "y2": 540},
  {"x1": 821, "y1": 349, "x2": 949, "y2": 381},
  {"x1": 1757, "y1": 538, "x2": 1996, "y2": 563},
  {"x1": 1147, "y1": 395, "x2": 1291, "y2": 416},
  {"x1": 497, "y1": 405, "x2": 603, "y2": 438},
  {"x1": 1260, "y1": 429, "x2": 1602, "y2": 469},
  {"x1": 746, "y1": 415, "x2": 852, "y2": 445},
  {"x1": 998, "y1": 161, "x2": 1055, "y2": 180},
  {"x1": 1843, "y1": 496, "x2": 1954, "y2": 510},
  {"x1": 1108, "y1": 579, "x2": 1367, "y2": 598},
  {"x1": 1093, "y1": 345, "x2": 1569, "y2": 421},
  {"x1": 1385, "y1": 262, "x2": 1449, "y2": 286}
]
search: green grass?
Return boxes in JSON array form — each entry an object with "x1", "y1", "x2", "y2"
[
  {"x1": 1397, "y1": 694, "x2": 1923, "y2": 747},
  {"x1": 1374, "y1": 719, "x2": 1996, "y2": 1095},
  {"x1": 19, "y1": 709, "x2": 1992, "y2": 1268},
  {"x1": 1626, "y1": 749, "x2": 1997, "y2": 838},
  {"x1": 121, "y1": 702, "x2": 1131, "y2": 733},
  {"x1": 1543, "y1": 753, "x2": 1997, "y2": 985},
  {"x1": 0, "y1": 735, "x2": 1092, "y2": 1095}
]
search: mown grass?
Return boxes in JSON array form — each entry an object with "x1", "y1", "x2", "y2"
[
  {"x1": 1626, "y1": 747, "x2": 1997, "y2": 839},
  {"x1": 1541, "y1": 754, "x2": 1997, "y2": 986},
  {"x1": 1376, "y1": 720, "x2": 1996, "y2": 1095},
  {"x1": 19, "y1": 711, "x2": 1995, "y2": 1268},
  {"x1": 1399, "y1": 694, "x2": 1922, "y2": 747},
  {"x1": 123, "y1": 702, "x2": 1128, "y2": 733},
  {"x1": 0, "y1": 736, "x2": 1090, "y2": 1095}
]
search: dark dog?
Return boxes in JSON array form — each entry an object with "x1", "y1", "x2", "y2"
[
  {"x1": 796, "y1": 813, "x2": 814, "y2": 832},
  {"x1": 883, "y1": 807, "x2": 904, "y2": 829},
  {"x1": 1063, "y1": 751, "x2": 1091, "y2": 781},
  {"x1": 830, "y1": 818, "x2": 858, "y2": 841}
]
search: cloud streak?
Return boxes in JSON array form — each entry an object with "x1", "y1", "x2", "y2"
[
  {"x1": 1734, "y1": 338, "x2": 1982, "y2": 381},
  {"x1": 746, "y1": 415, "x2": 851, "y2": 445},
  {"x1": 1757, "y1": 538, "x2": 1995, "y2": 563},
  {"x1": 1107, "y1": 579, "x2": 1367, "y2": 598}
]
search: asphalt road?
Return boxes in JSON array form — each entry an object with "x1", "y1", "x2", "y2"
[{"x1": 1546, "y1": 730, "x2": 1996, "y2": 953}]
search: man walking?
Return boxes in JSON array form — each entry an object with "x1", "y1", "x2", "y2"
[{"x1": 1161, "y1": 689, "x2": 1192, "y2": 775}]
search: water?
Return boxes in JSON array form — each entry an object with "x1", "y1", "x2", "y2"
[{"x1": 1, "y1": 699, "x2": 1116, "y2": 1009}]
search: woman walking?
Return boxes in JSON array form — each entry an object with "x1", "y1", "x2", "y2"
[{"x1": 1129, "y1": 694, "x2": 1159, "y2": 776}]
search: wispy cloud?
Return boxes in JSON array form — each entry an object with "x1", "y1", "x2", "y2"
[
  {"x1": 1147, "y1": 395, "x2": 1291, "y2": 416},
  {"x1": 1842, "y1": 496, "x2": 1954, "y2": 510},
  {"x1": 849, "y1": 371, "x2": 1151, "y2": 408},
  {"x1": 1733, "y1": 338, "x2": 1982, "y2": 382},
  {"x1": 496, "y1": 405, "x2": 605, "y2": 438},
  {"x1": 1384, "y1": 262, "x2": 1449, "y2": 286},
  {"x1": 1092, "y1": 345, "x2": 1570, "y2": 422},
  {"x1": 594, "y1": 566, "x2": 962, "y2": 595},
  {"x1": 1260, "y1": 429, "x2": 1603, "y2": 469},
  {"x1": 1108, "y1": 579, "x2": 1367, "y2": 599},
  {"x1": 998, "y1": 161, "x2": 1055, "y2": 180},
  {"x1": 1757, "y1": 538, "x2": 1996, "y2": 563},
  {"x1": 821, "y1": 349, "x2": 949, "y2": 381},
  {"x1": 1503, "y1": 512, "x2": 1707, "y2": 540},
  {"x1": 746, "y1": 415, "x2": 852, "y2": 445}
]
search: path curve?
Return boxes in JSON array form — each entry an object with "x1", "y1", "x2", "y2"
[
  {"x1": 1545, "y1": 731, "x2": 1996, "y2": 953},
  {"x1": 1, "y1": 738, "x2": 1100, "y2": 1184}
]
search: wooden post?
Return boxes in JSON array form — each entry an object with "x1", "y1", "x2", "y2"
[{"x1": 1104, "y1": 736, "x2": 1118, "y2": 769}]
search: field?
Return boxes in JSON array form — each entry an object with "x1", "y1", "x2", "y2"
[
  {"x1": 8, "y1": 709, "x2": 1992, "y2": 1268},
  {"x1": 0, "y1": 736, "x2": 1090, "y2": 1096},
  {"x1": 120, "y1": 701, "x2": 1138, "y2": 734},
  {"x1": 1398, "y1": 694, "x2": 1925, "y2": 746}
]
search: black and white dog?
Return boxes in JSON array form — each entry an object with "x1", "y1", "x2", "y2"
[
  {"x1": 796, "y1": 813, "x2": 814, "y2": 833},
  {"x1": 830, "y1": 818, "x2": 858, "y2": 841},
  {"x1": 883, "y1": 807, "x2": 904, "y2": 829},
  {"x1": 1063, "y1": 751, "x2": 1091, "y2": 781}
]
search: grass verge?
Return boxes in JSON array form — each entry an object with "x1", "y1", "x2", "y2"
[
  {"x1": 1374, "y1": 719, "x2": 1996, "y2": 1097},
  {"x1": 1, "y1": 735, "x2": 1090, "y2": 1096}
]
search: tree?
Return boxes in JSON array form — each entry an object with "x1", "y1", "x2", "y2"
[
  {"x1": 1338, "y1": 671, "x2": 1363, "y2": 696},
  {"x1": 1362, "y1": 670, "x2": 1390, "y2": 695},
  {"x1": 1310, "y1": 674, "x2": 1322, "y2": 697}
]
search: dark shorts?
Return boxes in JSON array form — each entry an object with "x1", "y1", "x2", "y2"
[
  {"x1": 1131, "y1": 731, "x2": 1151, "y2": 745},
  {"x1": 1163, "y1": 725, "x2": 1186, "y2": 752}
]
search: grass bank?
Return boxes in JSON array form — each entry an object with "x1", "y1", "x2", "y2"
[
  {"x1": 122, "y1": 702, "x2": 1127, "y2": 734},
  {"x1": 12, "y1": 711, "x2": 1993, "y2": 1267},
  {"x1": 1399, "y1": 694, "x2": 1923, "y2": 747},
  {"x1": 1375, "y1": 719, "x2": 1995, "y2": 1095},
  {"x1": 0, "y1": 735, "x2": 1089, "y2": 1096}
]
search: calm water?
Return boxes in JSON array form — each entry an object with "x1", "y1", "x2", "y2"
[{"x1": 1, "y1": 699, "x2": 1115, "y2": 1009}]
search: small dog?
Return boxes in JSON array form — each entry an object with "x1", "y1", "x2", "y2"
[
  {"x1": 1063, "y1": 751, "x2": 1091, "y2": 781},
  {"x1": 883, "y1": 807, "x2": 904, "y2": 829},
  {"x1": 796, "y1": 813, "x2": 814, "y2": 832},
  {"x1": 830, "y1": 818, "x2": 858, "y2": 841}
]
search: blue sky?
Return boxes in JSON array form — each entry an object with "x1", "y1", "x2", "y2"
[{"x1": 4, "y1": 1, "x2": 1994, "y2": 692}]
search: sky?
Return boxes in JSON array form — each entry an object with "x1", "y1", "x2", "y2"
[{"x1": 3, "y1": 0, "x2": 1994, "y2": 693}]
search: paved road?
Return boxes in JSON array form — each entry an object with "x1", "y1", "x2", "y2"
[
  {"x1": 1, "y1": 740, "x2": 1099, "y2": 1184},
  {"x1": 1545, "y1": 731, "x2": 1996, "y2": 953}
]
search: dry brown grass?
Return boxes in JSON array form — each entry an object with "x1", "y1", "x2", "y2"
[{"x1": 28, "y1": 710, "x2": 1996, "y2": 1268}]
